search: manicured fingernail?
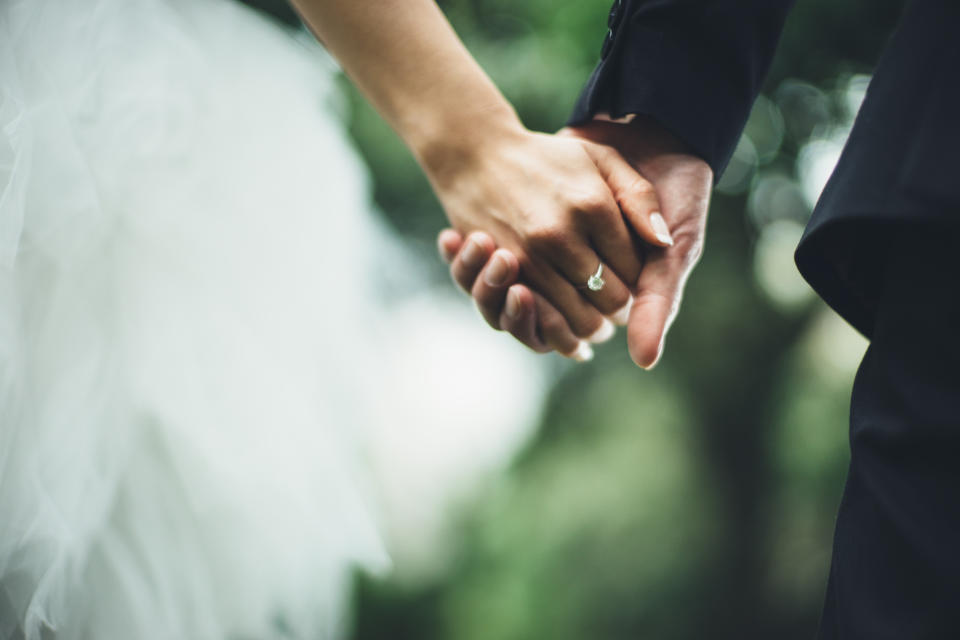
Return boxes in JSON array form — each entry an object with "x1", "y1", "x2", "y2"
[
  {"x1": 610, "y1": 296, "x2": 633, "y2": 326},
  {"x1": 461, "y1": 238, "x2": 484, "y2": 268},
  {"x1": 504, "y1": 288, "x2": 521, "y2": 320},
  {"x1": 588, "y1": 318, "x2": 615, "y2": 344},
  {"x1": 483, "y1": 252, "x2": 510, "y2": 286},
  {"x1": 649, "y1": 212, "x2": 674, "y2": 246},
  {"x1": 571, "y1": 341, "x2": 594, "y2": 363}
]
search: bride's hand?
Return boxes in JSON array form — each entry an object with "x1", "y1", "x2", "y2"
[
  {"x1": 289, "y1": 0, "x2": 670, "y2": 340},
  {"x1": 420, "y1": 125, "x2": 668, "y2": 339}
]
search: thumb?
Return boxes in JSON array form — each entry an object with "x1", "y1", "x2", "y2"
[
  {"x1": 626, "y1": 247, "x2": 695, "y2": 369},
  {"x1": 585, "y1": 143, "x2": 674, "y2": 248}
]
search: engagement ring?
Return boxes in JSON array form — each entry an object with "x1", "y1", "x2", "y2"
[{"x1": 586, "y1": 264, "x2": 605, "y2": 292}]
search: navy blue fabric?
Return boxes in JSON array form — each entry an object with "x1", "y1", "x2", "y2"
[
  {"x1": 570, "y1": 2, "x2": 960, "y2": 635},
  {"x1": 571, "y1": 0, "x2": 960, "y2": 337},
  {"x1": 819, "y1": 227, "x2": 960, "y2": 638},
  {"x1": 568, "y1": 0, "x2": 795, "y2": 179},
  {"x1": 795, "y1": 0, "x2": 960, "y2": 336}
]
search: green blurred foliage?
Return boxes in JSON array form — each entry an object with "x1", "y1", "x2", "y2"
[{"x1": 338, "y1": 1, "x2": 903, "y2": 639}]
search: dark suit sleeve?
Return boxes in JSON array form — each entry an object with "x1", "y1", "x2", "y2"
[{"x1": 569, "y1": 0, "x2": 795, "y2": 178}]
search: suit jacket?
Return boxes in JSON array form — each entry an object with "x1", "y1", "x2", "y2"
[{"x1": 570, "y1": 0, "x2": 960, "y2": 337}]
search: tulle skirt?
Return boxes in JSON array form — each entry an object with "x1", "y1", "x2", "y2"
[{"x1": 0, "y1": 1, "x2": 544, "y2": 638}]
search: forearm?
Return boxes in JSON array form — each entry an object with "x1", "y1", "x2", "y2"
[
  {"x1": 293, "y1": 1, "x2": 658, "y2": 342},
  {"x1": 290, "y1": 0, "x2": 523, "y2": 173}
]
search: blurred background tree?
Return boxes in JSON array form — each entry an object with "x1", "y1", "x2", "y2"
[{"x1": 245, "y1": 1, "x2": 905, "y2": 637}]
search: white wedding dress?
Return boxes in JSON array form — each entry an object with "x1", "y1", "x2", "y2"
[{"x1": 0, "y1": 1, "x2": 544, "y2": 638}]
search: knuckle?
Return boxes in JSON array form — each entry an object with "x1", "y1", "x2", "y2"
[
  {"x1": 570, "y1": 313, "x2": 603, "y2": 339},
  {"x1": 538, "y1": 312, "x2": 567, "y2": 338},
  {"x1": 572, "y1": 187, "x2": 612, "y2": 215},
  {"x1": 606, "y1": 288, "x2": 631, "y2": 312},
  {"x1": 629, "y1": 179, "x2": 656, "y2": 200},
  {"x1": 676, "y1": 234, "x2": 704, "y2": 265},
  {"x1": 688, "y1": 238, "x2": 705, "y2": 262},
  {"x1": 525, "y1": 224, "x2": 568, "y2": 252}
]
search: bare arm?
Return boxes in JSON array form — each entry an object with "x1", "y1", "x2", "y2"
[{"x1": 291, "y1": 0, "x2": 518, "y2": 169}]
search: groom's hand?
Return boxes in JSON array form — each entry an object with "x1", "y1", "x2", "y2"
[
  {"x1": 564, "y1": 117, "x2": 713, "y2": 367},
  {"x1": 438, "y1": 229, "x2": 599, "y2": 361},
  {"x1": 439, "y1": 116, "x2": 712, "y2": 369}
]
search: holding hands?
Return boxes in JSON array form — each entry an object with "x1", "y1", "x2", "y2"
[
  {"x1": 437, "y1": 117, "x2": 712, "y2": 369},
  {"x1": 421, "y1": 121, "x2": 670, "y2": 346},
  {"x1": 291, "y1": 0, "x2": 711, "y2": 368}
]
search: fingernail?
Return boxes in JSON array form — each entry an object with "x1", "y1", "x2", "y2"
[
  {"x1": 641, "y1": 347, "x2": 663, "y2": 370},
  {"x1": 610, "y1": 296, "x2": 633, "y2": 326},
  {"x1": 587, "y1": 318, "x2": 615, "y2": 344},
  {"x1": 461, "y1": 238, "x2": 484, "y2": 268},
  {"x1": 437, "y1": 236, "x2": 455, "y2": 263},
  {"x1": 650, "y1": 212, "x2": 674, "y2": 246},
  {"x1": 504, "y1": 288, "x2": 521, "y2": 320},
  {"x1": 570, "y1": 341, "x2": 594, "y2": 363},
  {"x1": 483, "y1": 252, "x2": 510, "y2": 286}
]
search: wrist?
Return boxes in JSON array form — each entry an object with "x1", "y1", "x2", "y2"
[{"x1": 410, "y1": 102, "x2": 527, "y2": 188}]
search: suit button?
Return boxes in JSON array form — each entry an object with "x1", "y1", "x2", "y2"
[
  {"x1": 600, "y1": 28, "x2": 614, "y2": 58},
  {"x1": 608, "y1": 0, "x2": 622, "y2": 29}
]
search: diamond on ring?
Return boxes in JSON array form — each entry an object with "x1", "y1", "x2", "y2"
[{"x1": 587, "y1": 264, "x2": 605, "y2": 292}]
